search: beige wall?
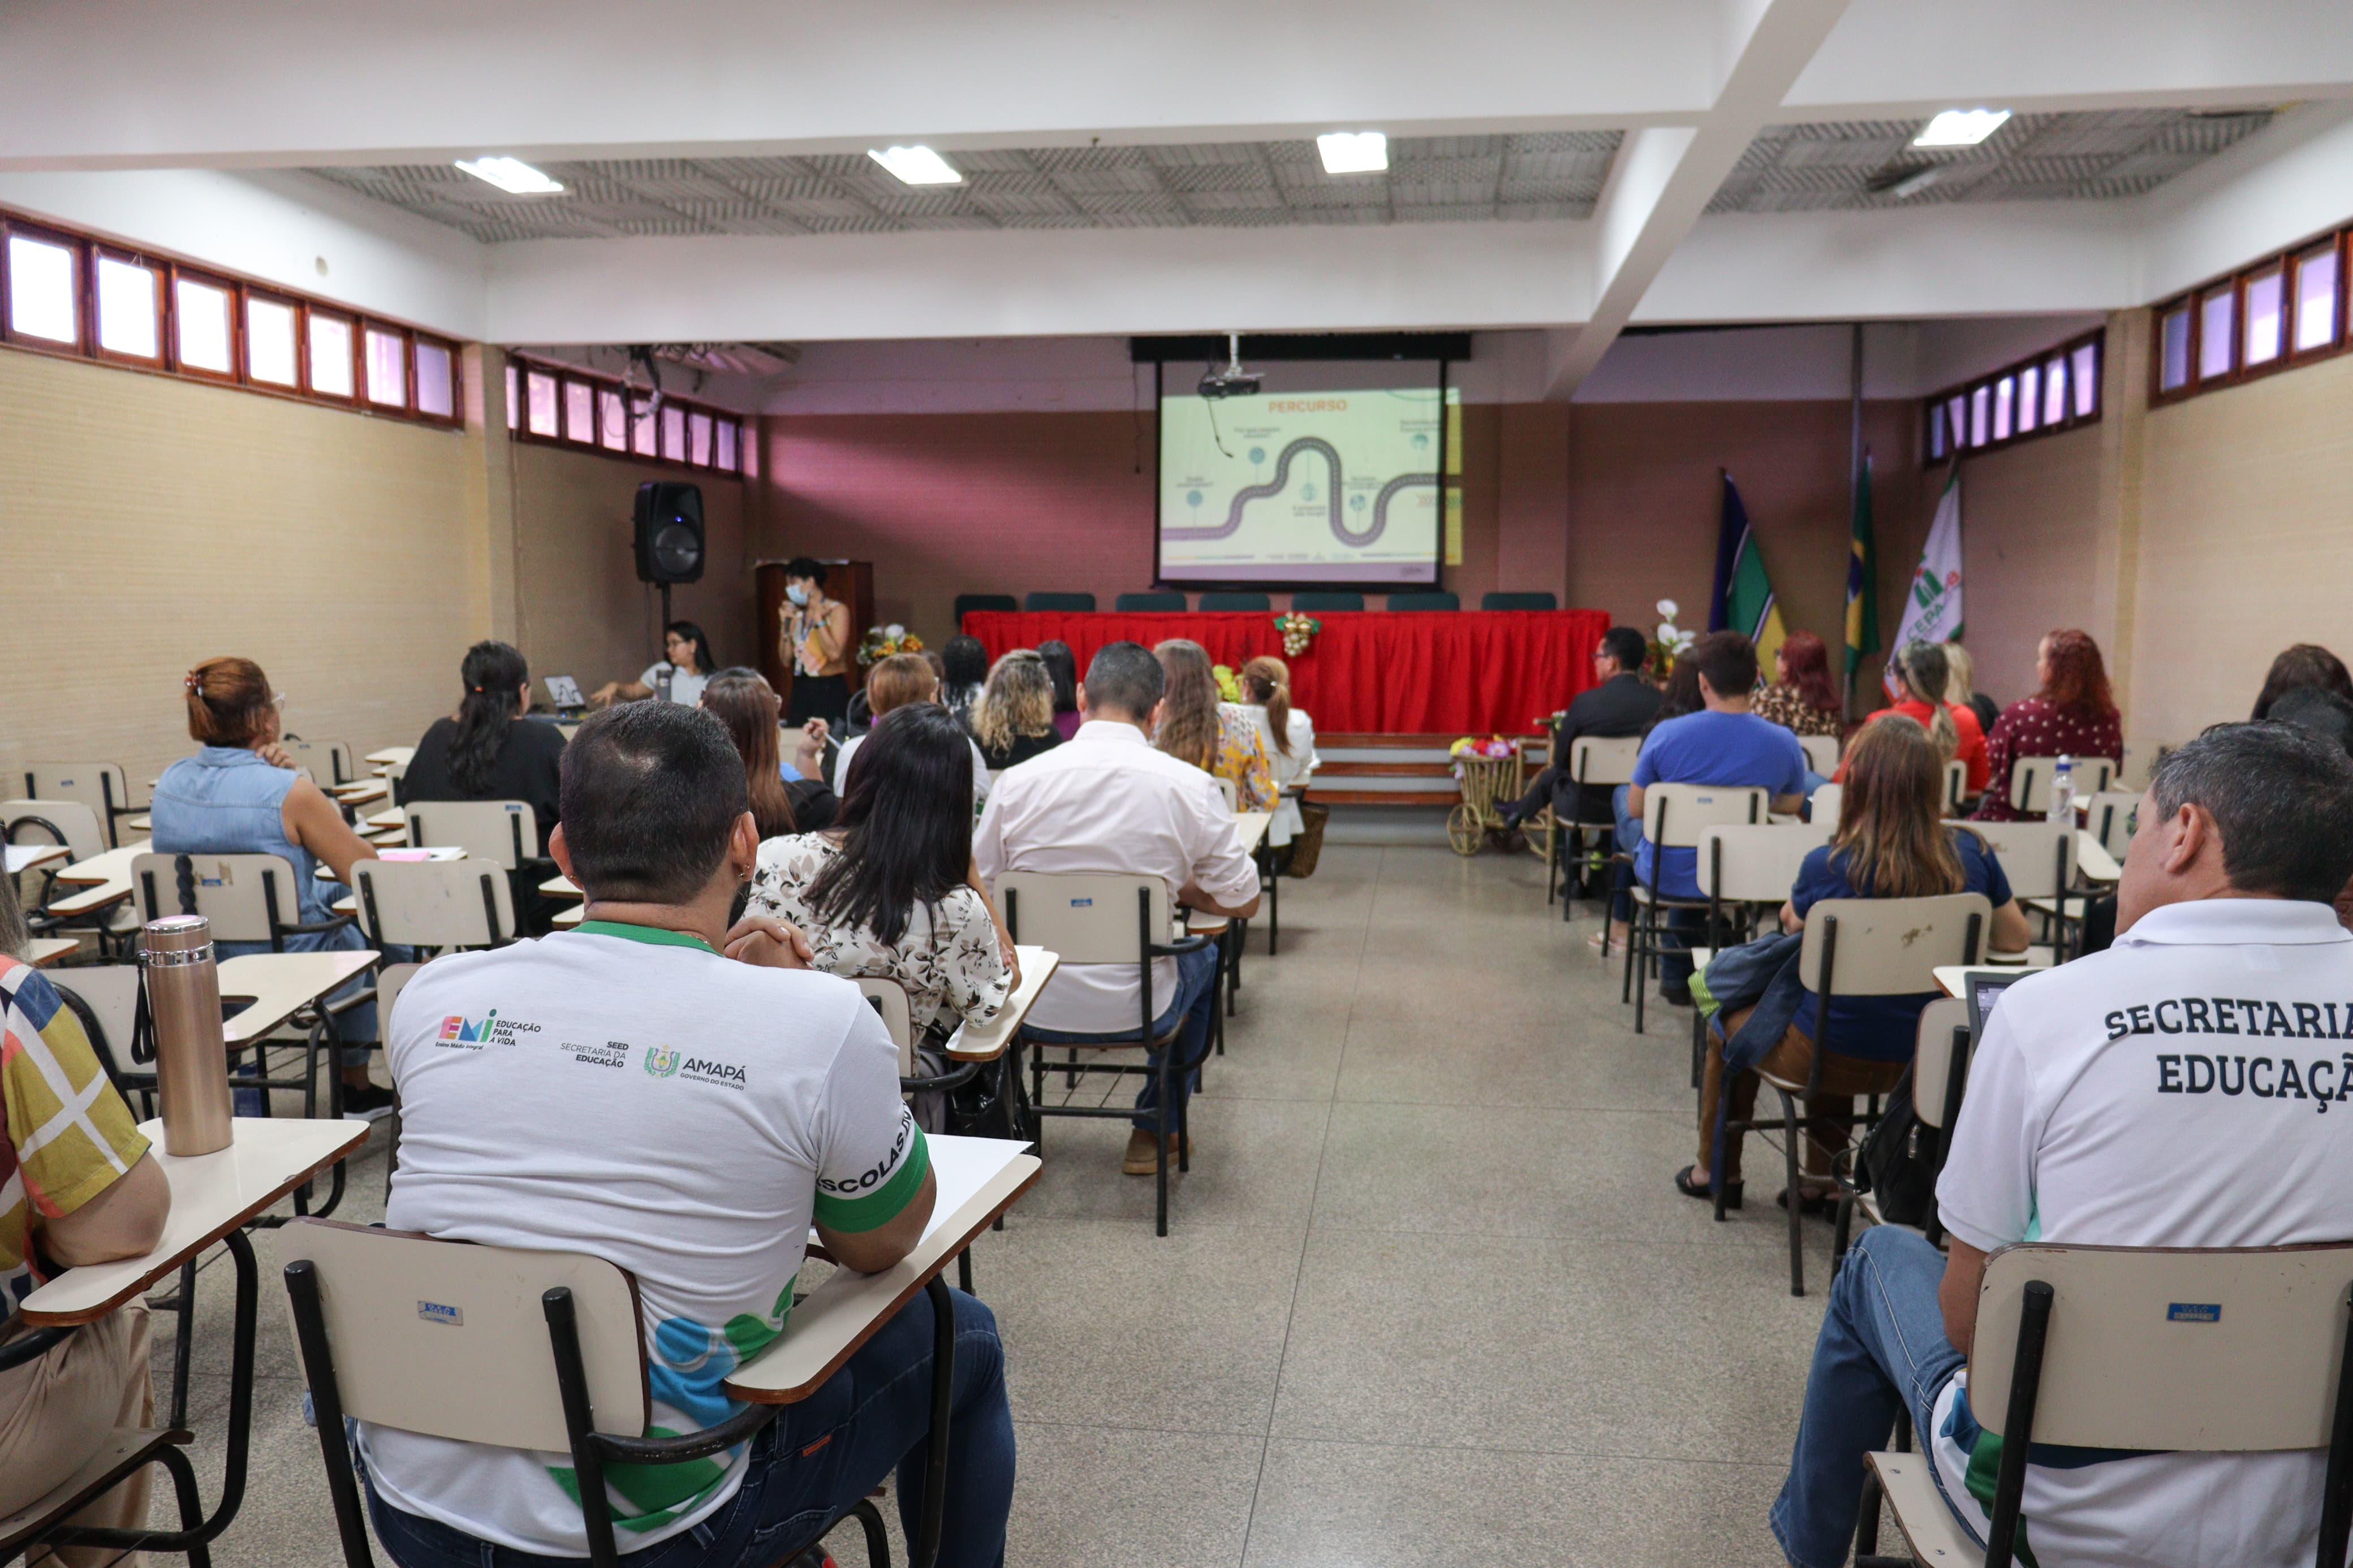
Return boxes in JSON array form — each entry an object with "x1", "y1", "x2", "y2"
[{"x1": 1934, "y1": 420, "x2": 2109, "y2": 706}]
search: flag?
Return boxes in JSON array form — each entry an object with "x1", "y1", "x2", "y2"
[
  {"x1": 1843, "y1": 450, "x2": 1880, "y2": 692},
  {"x1": 1707, "y1": 472, "x2": 1788, "y2": 672},
  {"x1": 1893, "y1": 469, "x2": 1964, "y2": 653}
]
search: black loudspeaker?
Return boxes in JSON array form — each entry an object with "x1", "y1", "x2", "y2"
[{"x1": 634, "y1": 482, "x2": 705, "y2": 584}]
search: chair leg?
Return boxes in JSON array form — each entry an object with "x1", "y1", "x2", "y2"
[
  {"x1": 1689, "y1": 1009, "x2": 1704, "y2": 1092},
  {"x1": 957, "y1": 1247, "x2": 975, "y2": 1296},
  {"x1": 1777, "y1": 1086, "x2": 1805, "y2": 1297},
  {"x1": 1854, "y1": 1463, "x2": 1885, "y2": 1566},
  {"x1": 1154, "y1": 1053, "x2": 1170, "y2": 1238},
  {"x1": 169, "y1": 1256, "x2": 198, "y2": 1428},
  {"x1": 1632, "y1": 904, "x2": 1650, "y2": 1035},
  {"x1": 1831, "y1": 1191, "x2": 1855, "y2": 1280}
]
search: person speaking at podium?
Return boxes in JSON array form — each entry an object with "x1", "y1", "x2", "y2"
[{"x1": 781, "y1": 558, "x2": 854, "y2": 727}]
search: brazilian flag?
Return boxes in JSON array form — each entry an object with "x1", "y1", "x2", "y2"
[
  {"x1": 1844, "y1": 450, "x2": 1880, "y2": 689},
  {"x1": 1707, "y1": 472, "x2": 1787, "y2": 673}
]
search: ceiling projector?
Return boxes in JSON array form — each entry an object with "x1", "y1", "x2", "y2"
[{"x1": 1197, "y1": 331, "x2": 1261, "y2": 399}]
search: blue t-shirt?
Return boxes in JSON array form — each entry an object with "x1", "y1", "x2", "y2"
[
  {"x1": 1789, "y1": 829, "x2": 2013, "y2": 1061},
  {"x1": 1630, "y1": 710, "x2": 1808, "y2": 895}
]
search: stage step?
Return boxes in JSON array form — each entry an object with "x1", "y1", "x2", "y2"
[{"x1": 1307, "y1": 732, "x2": 1541, "y2": 810}]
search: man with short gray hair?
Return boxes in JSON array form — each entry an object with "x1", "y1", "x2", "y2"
[{"x1": 1773, "y1": 721, "x2": 2353, "y2": 1568}]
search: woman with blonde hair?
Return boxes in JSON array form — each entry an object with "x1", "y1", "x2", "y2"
[
  {"x1": 1152, "y1": 639, "x2": 1274, "y2": 811},
  {"x1": 1236, "y1": 655, "x2": 1317, "y2": 846},
  {"x1": 1841, "y1": 640, "x2": 1988, "y2": 801},
  {"x1": 830, "y1": 652, "x2": 992, "y2": 813},
  {"x1": 1940, "y1": 641, "x2": 1999, "y2": 737},
  {"x1": 971, "y1": 649, "x2": 1063, "y2": 773},
  {"x1": 1682, "y1": 715, "x2": 2029, "y2": 1209}
]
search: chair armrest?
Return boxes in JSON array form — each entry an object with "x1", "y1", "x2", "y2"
[
  {"x1": 0, "y1": 1321, "x2": 76, "y2": 1372},
  {"x1": 278, "y1": 915, "x2": 359, "y2": 940},
  {"x1": 1149, "y1": 933, "x2": 1217, "y2": 957},
  {"x1": 589, "y1": 1401, "x2": 779, "y2": 1466}
]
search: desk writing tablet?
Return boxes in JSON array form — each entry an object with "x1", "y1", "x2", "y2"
[
  {"x1": 217, "y1": 950, "x2": 380, "y2": 1044},
  {"x1": 1933, "y1": 955, "x2": 2055, "y2": 997},
  {"x1": 943, "y1": 946, "x2": 1057, "y2": 1062},
  {"x1": 5, "y1": 843, "x2": 70, "y2": 876},
  {"x1": 364, "y1": 746, "x2": 416, "y2": 767},
  {"x1": 49, "y1": 840, "x2": 151, "y2": 886},
  {"x1": 540, "y1": 873, "x2": 584, "y2": 900},
  {"x1": 1232, "y1": 811, "x2": 1272, "y2": 856},
  {"x1": 27, "y1": 936, "x2": 79, "y2": 966}
]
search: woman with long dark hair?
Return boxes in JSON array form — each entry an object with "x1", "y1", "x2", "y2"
[
  {"x1": 1683, "y1": 716, "x2": 2030, "y2": 1208},
  {"x1": 1152, "y1": 638, "x2": 1274, "y2": 810},
  {"x1": 1972, "y1": 628, "x2": 2124, "y2": 821},
  {"x1": 744, "y1": 703, "x2": 1015, "y2": 1042},
  {"x1": 589, "y1": 620, "x2": 717, "y2": 708},
  {"x1": 1752, "y1": 631, "x2": 1843, "y2": 738},
  {"x1": 403, "y1": 641, "x2": 566, "y2": 856},
  {"x1": 941, "y1": 634, "x2": 989, "y2": 729},
  {"x1": 2252, "y1": 642, "x2": 2352, "y2": 719},
  {"x1": 699, "y1": 671, "x2": 837, "y2": 837},
  {"x1": 1036, "y1": 639, "x2": 1082, "y2": 741}
]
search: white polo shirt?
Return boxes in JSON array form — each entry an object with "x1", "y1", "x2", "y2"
[
  {"x1": 1931, "y1": 897, "x2": 2353, "y2": 1568},
  {"x1": 973, "y1": 720, "x2": 1258, "y2": 1033}
]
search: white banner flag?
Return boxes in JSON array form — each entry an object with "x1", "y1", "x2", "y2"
[{"x1": 1894, "y1": 470, "x2": 1963, "y2": 652}]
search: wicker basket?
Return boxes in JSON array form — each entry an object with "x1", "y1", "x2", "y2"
[{"x1": 1447, "y1": 751, "x2": 1525, "y2": 856}]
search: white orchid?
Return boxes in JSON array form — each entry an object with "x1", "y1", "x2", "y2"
[
  {"x1": 884, "y1": 623, "x2": 906, "y2": 639},
  {"x1": 1656, "y1": 598, "x2": 1679, "y2": 621},
  {"x1": 1658, "y1": 621, "x2": 1680, "y2": 646}
]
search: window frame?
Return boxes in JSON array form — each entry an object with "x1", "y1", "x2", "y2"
[
  {"x1": 2290, "y1": 239, "x2": 2344, "y2": 363},
  {"x1": 1919, "y1": 327, "x2": 2105, "y2": 465},
  {"x1": 506, "y1": 352, "x2": 746, "y2": 478},
  {"x1": 167, "y1": 266, "x2": 243, "y2": 383},
  {"x1": 2, "y1": 219, "x2": 89, "y2": 356},
  {"x1": 2152, "y1": 221, "x2": 2353, "y2": 405},
  {"x1": 90, "y1": 246, "x2": 167, "y2": 368}
]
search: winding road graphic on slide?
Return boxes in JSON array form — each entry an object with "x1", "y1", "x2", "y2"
[{"x1": 1164, "y1": 436, "x2": 1437, "y2": 548}]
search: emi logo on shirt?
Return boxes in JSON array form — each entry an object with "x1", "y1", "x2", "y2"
[{"x1": 644, "y1": 1045, "x2": 680, "y2": 1078}]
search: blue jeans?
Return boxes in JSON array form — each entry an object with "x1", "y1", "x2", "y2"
[
  {"x1": 1609, "y1": 784, "x2": 1703, "y2": 988},
  {"x1": 1771, "y1": 1226, "x2": 1978, "y2": 1568},
  {"x1": 1024, "y1": 941, "x2": 1219, "y2": 1135},
  {"x1": 363, "y1": 1287, "x2": 1014, "y2": 1568}
]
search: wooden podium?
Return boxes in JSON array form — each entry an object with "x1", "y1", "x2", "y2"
[{"x1": 756, "y1": 559, "x2": 873, "y2": 711}]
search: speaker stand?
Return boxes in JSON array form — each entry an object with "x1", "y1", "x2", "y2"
[{"x1": 659, "y1": 580, "x2": 673, "y2": 636}]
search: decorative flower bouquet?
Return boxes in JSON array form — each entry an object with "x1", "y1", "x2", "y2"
[
  {"x1": 1448, "y1": 734, "x2": 1516, "y2": 779},
  {"x1": 1273, "y1": 611, "x2": 1320, "y2": 656},
  {"x1": 855, "y1": 624, "x2": 924, "y2": 666},
  {"x1": 1212, "y1": 664, "x2": 1243, "y2": 703},
  {"x1": 1648, "y1": 598, "x2": 1695, "y2": 680}
]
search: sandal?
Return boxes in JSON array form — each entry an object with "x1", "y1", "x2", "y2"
[
  {"x1": 1675, "y1": 1165, "x2": 1742, "y2": 1208},
  {"x1": 1777, "y1": 1187, "x2": 1834, "y2": 1216}
]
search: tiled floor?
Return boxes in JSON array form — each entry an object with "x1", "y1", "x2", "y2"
[{"x1": 137, "y1": 844, "x2": 1832, "y2": 1567}]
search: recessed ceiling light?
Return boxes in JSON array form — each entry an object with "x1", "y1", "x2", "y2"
[
  {"x1": 868, "y1": 145, "x2": 963, "y2": 186},
  {"x1": 1913, "y1": 109, "x2": 2011, "y2": 148},
  {"x1": 1881, "y1": 166, "x2": 1943, "y2": 200},
  {"x1": 454, "y1": 156, "x2": 566, "y2": 195},
  {"x1": 1317, "y1": 131, "x2": 1389, "y2": 175}
]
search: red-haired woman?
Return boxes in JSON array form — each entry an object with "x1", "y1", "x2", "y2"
[
  {"x1": 1751, "y1": 631, "x2": 1844, "y2": 739},
  {"x1": 1972, "y1": 629, "x2": 2123, "y2": 820}
]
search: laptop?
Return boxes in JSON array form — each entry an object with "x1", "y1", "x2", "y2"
[
  {"x1": 1965, "y1": 968, "x2": 2028, "y2": 1044},
  {"x1": 543, "y1": 675, "x2": 586, "y2": 717}
]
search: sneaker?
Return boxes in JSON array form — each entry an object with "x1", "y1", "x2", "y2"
[
  {"x1": 342, "y1": 1082, "x2": 397, "y2": 1117},
  {"x1": 1121, "y1": 1129, "x2": 1190, "y2": 1175}
]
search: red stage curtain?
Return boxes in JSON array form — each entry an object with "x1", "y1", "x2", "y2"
[{"x1": 963, "y1": 609, "x2": 1613, "y2": 734}]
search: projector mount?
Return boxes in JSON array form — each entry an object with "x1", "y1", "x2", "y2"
[{"x1": 1196, "y1": 331, "x2": 1261, "y2": 399}]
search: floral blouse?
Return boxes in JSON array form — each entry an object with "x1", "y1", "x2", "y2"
[
  {"x1": 745, "y1": 834, "x2": 1011, "y2": 1039},
  {"x1": 1206, "y1": 704, "x2": 1278, "y2": 811},
  {"x1": 1752, "y1": 683, "x2": 1843, "y2": 738}
]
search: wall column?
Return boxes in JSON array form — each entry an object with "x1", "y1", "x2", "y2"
[{"x1": 461, "y1": 344, "x2": 522, "y2": 643}]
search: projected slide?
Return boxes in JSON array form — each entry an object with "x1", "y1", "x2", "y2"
[{"x1": 1159, "y1": 387, "x2": 1444, "y2": 584}]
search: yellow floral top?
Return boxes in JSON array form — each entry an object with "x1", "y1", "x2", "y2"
[{"x1": 1207, "y1": 704, "x2": 1278, "y2": 812}]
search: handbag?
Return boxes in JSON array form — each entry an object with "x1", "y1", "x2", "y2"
[
  {"x1": 1285, "y1": 800, "x2": 1330, "y2": 878},
  {"x1": 1854, "y1": 1064, "x2": 1936, "y2": 1226}
]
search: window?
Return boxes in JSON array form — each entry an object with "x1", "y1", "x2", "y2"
[
  {"x1": 364, "y1": 326, "x2": 407, "y2": 407},
  {"x1": 2071, "y1": 342, "x2": 2097, "y2": 417},
  {"x1": 2293, "y1": 243, "x2": 2339, "y2": 355},
  {"x1": 2015, "y1": 364, "x2": 2039, "y2": 434},
  {"x1": 717, "y1": 418, "x2": 738, "y2": 472},
  {"x1": 2158, "y1": 305, "x2": 2192, "y2": 392},
  {"x1": 661, "y1": 403, "x2": 686, "y2": 462},
  {"x1": 1992, "y1": 375, "x2": 2014, "y2": 442},
  {"x1": 415, "y1": 339, "x2": 454, "y2": 418},
  {"x1": 503, "y1": 354, "x2": 746, "y2": 474},
  {"x1": 2043, "y1": 354, "x2": 2068, "y2": 425},
  {"x1": 1969, "y1": 385, "x2": 1990, "y2": 447},
  {"x1": 564, "y1": 379, "x2": 594, "y2": 443},
  {"x1": 1926, "y1": 401, "x2": 1948, "y2": 460},
  {"x1": 598, "y1": 388, "x2": 627, "y2": 450},
  {"x1": 688, "y1": 410, "x2": 712, "y2": 466},
  {"x1": 631, "y1": 395, "x2": 657, "y2": 457},
  {"x1": 6, "y1": 231, "x2": 78, "y2": 344},
  {"x1": 1921, "y1": 328, "x2": 2104, "y2": 463},
  {"x1": 308, "y1": 311, "x2": 355, "y2": 398},
  {"x1": 94, "y1": 254, "x2": 161, "y2": 361},
  {"x1": 174, "y1": 277, "x2": 234, "y2": 375},
  {"x1": 740, "y1": 422, "x2": 757, "y2": 478},
  {"x1": 247, "y1": 295, "x2": 299, "y2": 385},
  {"x1": 525, "y1": 370, "x2": 559, "y2": 437},
  {"x1": 2243, "y1": 267, "x2": 2284, "y2": 369},
  {"x1": 2197, "y1": 288, "x2": 2236, "y2": 381}
]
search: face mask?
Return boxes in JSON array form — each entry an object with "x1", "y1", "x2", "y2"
[{"x1": 786, "y1": 584, "x2": 809, "y2": 607}]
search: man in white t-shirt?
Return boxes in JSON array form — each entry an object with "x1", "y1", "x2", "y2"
[
  {"x1": 360, "y1": 701, "x2": 1015, "y2": 1568},
  {"x1": 1772, "y1": 722, "x2": 2353, "y2": 1568},
  {"x1": 974, "y1": 641, "x2": 1260, "y2": 1176}
]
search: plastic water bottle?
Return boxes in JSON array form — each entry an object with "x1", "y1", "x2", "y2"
[{"x1": 2046, "y1": 755, "x2": 2076, "y2": 824}]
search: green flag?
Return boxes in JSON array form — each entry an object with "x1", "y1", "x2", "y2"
[
  {"x1": 1710, "y1": 474, "x2": 1787, "y2": 671},
  {"x1": 1843, "y1": 451, "x2": 1880, "y2": 688}
]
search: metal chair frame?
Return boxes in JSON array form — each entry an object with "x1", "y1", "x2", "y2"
[{"x1": 1622, "y1": 788, "x2": 1764, "y2": 1034}]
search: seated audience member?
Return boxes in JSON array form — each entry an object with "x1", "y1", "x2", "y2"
[
  {"x1": 1751, "y1": 630, "x2": 1845, "y2": 740},
  {"x1": 746, "y1": 703, "x2": 1015, "y2": 1047},
  {"x1": 1237, "y1": 656, "x2": 1318, "y2": 851},
  {"x1": 2252, "y1": 641, "x2": 2353, "y2": 719},
  {"x1": 1037, "y1": 639, "x2": 1083, "y2": 741},
  {"x1": 1616, "y1": 632, "x2": 1806, "y2": 997},
  {"x1": 1153, "y1": 638, "x2": 1275, "y2": 811},
  {"x1": 1681, "y1": 717, "x2": 2029, "y2": 1207},
  {"x1": 781, "y1": 559, "x2": 855, "y2": 727},
  {"x1": 0, "y1": 872, "x2": 172, "y2": 1556},
  {"x1": 971, "y1": 650, "x2": 1063, "y2": 774},
  {"x1": 1941, "y1": 640, "x2": 2001, "y2": 737},
  {"x1": 975, "y1": 642, "x2": 1260, "y2": 1175},
  {"x1": 404, "y1": 641, "x2": 566, "y2": 847},
  {"x1": 832, "y1": 654, "x2": 992, "y2": 812},
  {"x1": 1972, "y1": 628, "x2": 2123, "y2": 821},
  {"x1": 363, "y1": 701, "x2": 1011, "y2": 1566},
  {"x1": 701, "y1": 671, "x2": 837, "y2": 835},
  {"x1": 1845, "y1": 641, "x2": 1986, "y2": 798},
  {"x1": 940, "y1": 635, "x2": 988, "y2": 729},
  {"x1": 2269, "y1": 686, "x2": 2353, "y2": 931},
  {"x1": 1501, "y1": 624, "x2": 1662, "y2": 838},
  {"x1": 1592, "y1": 657, "x2": 1707, "y2": 949},
  {"x1": 589, "y1": 619, "x2": 716, "y2": 709},
  {"x1": 153, "y1": 657, "x2": 389, "y2": 1112},
  {"x1": 1773, "y1": 721, "x2": 2353, "y2": 1568}
]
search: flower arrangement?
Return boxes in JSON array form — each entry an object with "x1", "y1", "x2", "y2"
[
  {"x1": 1447, "y1": 735, "x2": 1516, "y2": 777},
  {"x1": 1212, "y1": 663, "x2": 1242, "y2": 703},
  {"x1": 855, "y1": 623, "x2": 925, "y2": 667},
  {"x1": 1273, "y1": 611, "x2": 1320, "y2": 656},
  {"x1": 1648, "y1": 598, "x2": 1696, "y2": 679}
]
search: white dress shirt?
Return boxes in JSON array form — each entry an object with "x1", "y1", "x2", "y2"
[{"x1": 974, "y1": 719, "x2": 1260, "y2": 1032}]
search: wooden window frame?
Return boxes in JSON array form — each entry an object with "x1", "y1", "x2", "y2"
[
  {"x1": 2288, "y1": 236, "x2": 2347, "y2": 365},
  {"x1": 362, "y1": 321, "x2": 413, "y2": 411},
  {"x1": 2239, "y1": 262, "x2": 2288, "y2": 377},
  {"x1": 2, "y1": 219, "x2": 89, "y2": 356},
  {"x1": 1920, "y1": 327, "x2": 2105, "y2": 465},
  {"x1": 412, "y1": 335, "x2": 458, "y2": 421},
  {"x1": 504, "y1": 352, "x2": 745, "y2": 477},
  {"x1": 167, "y1": 266, "x2": 243, "y2": 384},
  {"x1": 89, "y1": 246, "x2": 168, "y2": 368},
  {"x1": 2152, "y1": 220, "x2": 2353, "y2": 407}
]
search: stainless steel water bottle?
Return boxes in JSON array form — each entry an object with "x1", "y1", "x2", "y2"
[{"x1": 143, "y1": 914, "x2": 234, "y2": 1155}]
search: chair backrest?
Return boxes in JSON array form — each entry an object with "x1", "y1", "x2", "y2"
[
  {"x1": 376, "y1": 960, "x2": 424, "y2": 1029},
  {"x1": 1799, "y1": 893, "x2": 1990, "y2": 997},
  {"x1": 854, "y1": 978, "x2": 917, "y2": 1077},
  {"x1": 1695, "y1": 823, "x2": 1829, "y2": 904},
  {"x1": 27, "y1": 763, "x2": 133, "y2": 846},
  {"x1": 1480, "y1": 591, "x2": 1556, "y2": 611},
  {"x1": 2009, "y1": 754, "x2": 2118, "y2": 815},
  {"x1": 2084, "y1": 789, "x2": 2140, "y2": 862},
  {"x1": 1023, "y1": 591, "x2": 1095, "y2": 613},
  {"x1": 2, "y1": 797, "x2": 106, "y2": 862},
  {"x1": 383, "y1": 759, "x2": 411, "y2": 809},
  {"x1": 1942, "y1": 757, "x2": 1969, "y2": 814},
  {"x1": 130, "y1": 851, "x2": 302, "y2": 944},
  {"x1": 1199, "y1": 591, "x2": 1269, "y2": 611},
  {"x1": 995, "y1": 872, "x2": 1172, "y2": 965},
  {"x1": 46, "y1": 965, "x2": 143, "y2": 1084},
  {"x1": 1213, "y1": 776, "x2": 1240, "y2": 813},
  {"x1": 1641, "y1": 783, "x2": 1766, "y2": 849},
  {"x1": 1386, "y1": 590, "x2": 1458, "y2": 611},
  {"x1": 1290, "y1": 590, "x2": 1363, "y2": 612},
  {"x1": 954, "y1": 593, "x2": 1018, "y2": 628},
  {"x1": 1798, "y1": 734, "x2": 1841, "y2": 777},
  {"x1": 282, "y1": 737, "x2": 356, "y2": 786},
  {"x1": 1911, "y1": 995, "x2": 1971, "y2": 1130},
  {"x1": 1964, "y1": 819, "x2": 2076, "y2": 900},
  {"x1": 1565, "y1": 736, "x2": 1641, "y2": 788},
  {"x1": 353, "y1": 859, "x2": 517, "y2": 949},
  {"x1": 1970, "y1": 1240, "x2": 2353, "y2": 1452},
  {"x1": 1808, "y1": 784, "x2": 1843, "y2": 826},
  {"x1": 405, "y1": 801, "x2": 538, "y2": 870},
  {"x1": 279, "y1": 1218, "x2": 647, "y2": 1449},
  {"x1": 1114, "y1": 591, "x2": 1185, "y2": 612}
]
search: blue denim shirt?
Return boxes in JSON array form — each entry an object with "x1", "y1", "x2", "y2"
[{"x1": 150, "y1": 745, "x2": 343, "y2": 934}]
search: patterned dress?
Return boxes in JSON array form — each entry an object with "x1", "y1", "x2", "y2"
[
  {"x1": 1751, "y1": 683, "x2": 1844, "y2": 738},
  {"x1": 745, "y1": 834, "x2": 1011, "y2": 1038},
  {"x1": 1203, "y1": 704, "x2": 1277, "y2": 812},
  {"x1": 1972, "y1": 697, "x2": 2126, "y2": 821}
]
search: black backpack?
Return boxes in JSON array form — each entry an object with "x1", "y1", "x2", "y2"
[{"x1": 1854, "y1": 1065, "x2": 1937, "y2": 1226}]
